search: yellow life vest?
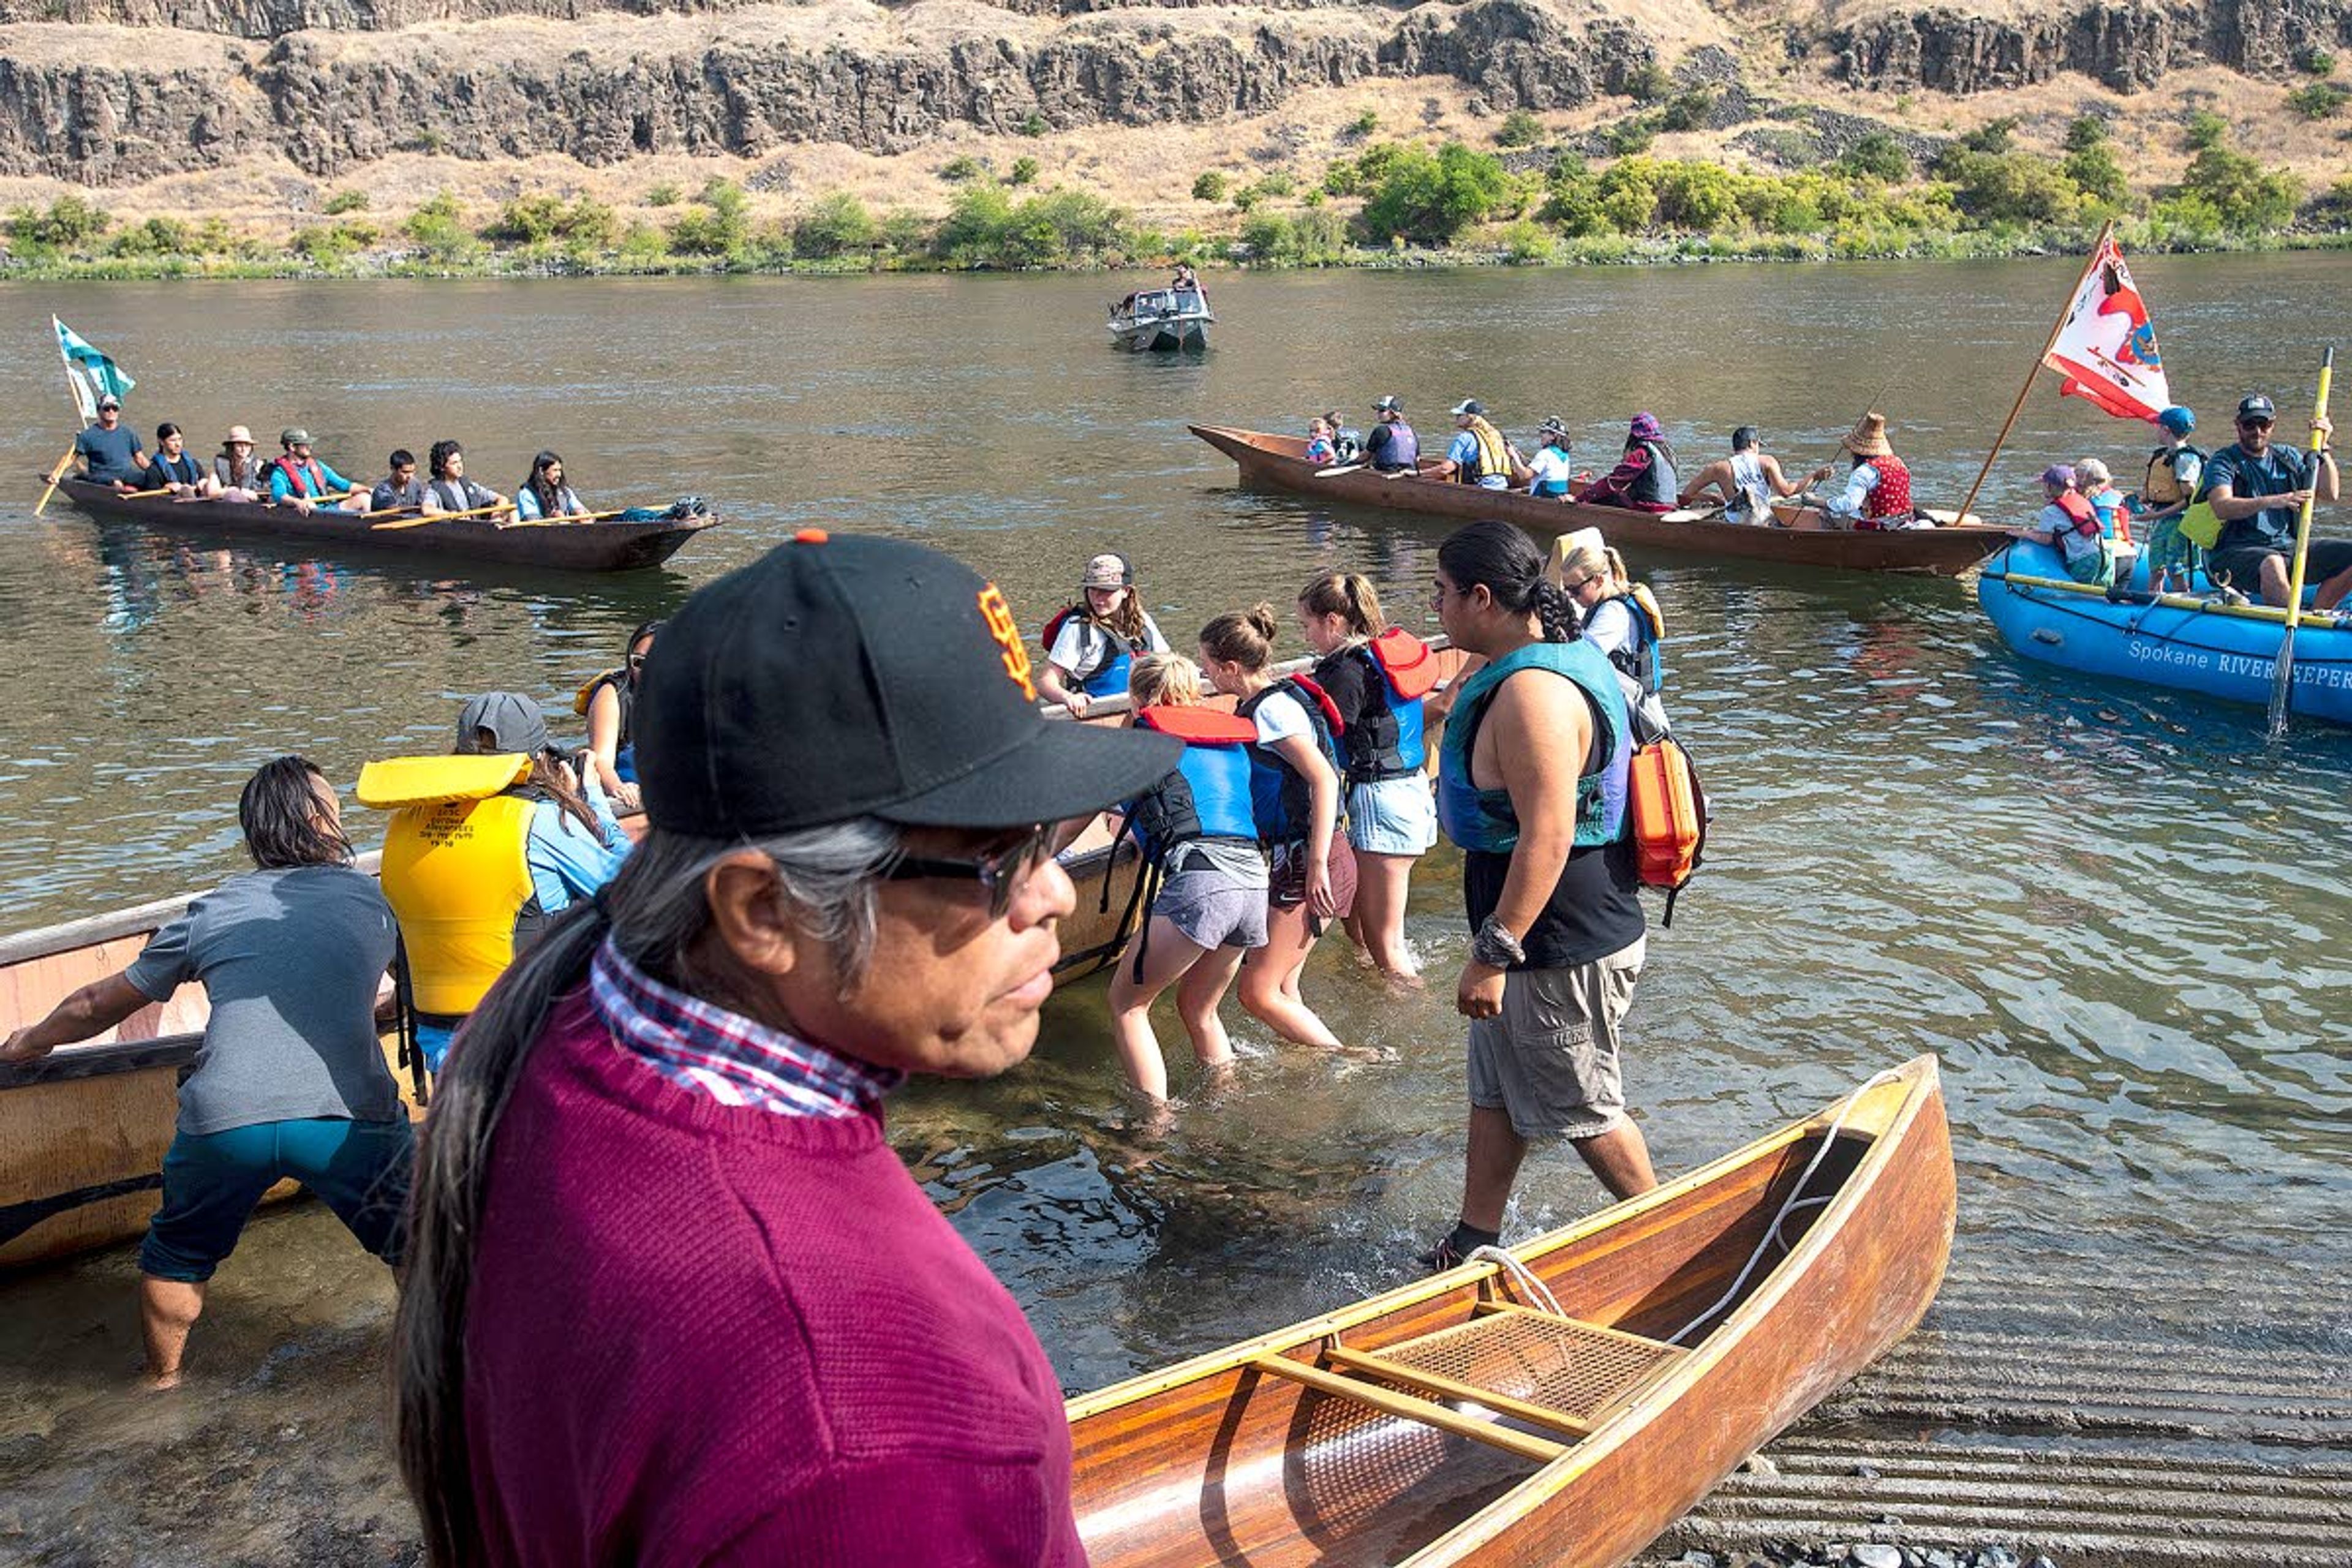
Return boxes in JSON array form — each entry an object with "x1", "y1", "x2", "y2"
[
  {"x1": 1457, "y1": 417, "x2": 1511, "y2": 484},
  {"x1": 360, "y1": 754, "x2": 541, "y2": 1017}
]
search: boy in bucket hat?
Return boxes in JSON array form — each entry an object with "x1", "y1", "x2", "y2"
[{"x1": 394, "y1": 532, "x2": 1178, "y2": 1567}]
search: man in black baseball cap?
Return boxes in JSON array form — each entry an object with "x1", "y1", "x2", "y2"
[
  {"x1": 2203, "y1": 389, "x2": 2345, "y2": 608},
  {"x1": 399, "y1": 531, "x2": 1178, "y2": 1566}
]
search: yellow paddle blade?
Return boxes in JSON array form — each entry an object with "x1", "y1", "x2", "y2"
[{"x1": 357, "y1": 753, "x2": 531, "y2": 809}]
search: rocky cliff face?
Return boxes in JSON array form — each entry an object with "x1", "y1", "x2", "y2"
[
  {"x1": 1829, "y1": 0, "x2": 2352, "y2": 93},
  {"x1": 0, "y1": 0, "x2": 2339, "y2": 186}
]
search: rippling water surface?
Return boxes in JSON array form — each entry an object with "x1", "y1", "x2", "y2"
[{"x1": 2, "y1": 258, "x2": 2347, "y2": 1561}]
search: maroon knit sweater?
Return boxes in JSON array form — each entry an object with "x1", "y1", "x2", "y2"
[{"x1": 461, "y1": 992, "x2": 1087, "y2": 1566}]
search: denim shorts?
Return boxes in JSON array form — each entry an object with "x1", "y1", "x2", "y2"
[
  {"x1": 1466, "y1": 937, "x2": 1645, "y2": 1140},
  {"x1": 1152, "y1": 865, "x2": 1269, "y2": 951},
  {"x1": 138, "y1": 1116, "x2": 415, "y2": 1282},
  {"x1": 1348, "y1": 775, "x2": 1438, "y2": 857}
]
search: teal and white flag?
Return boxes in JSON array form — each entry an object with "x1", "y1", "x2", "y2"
[{"x1": 53, "y1": 316, "x2": 135, "y2": 421}]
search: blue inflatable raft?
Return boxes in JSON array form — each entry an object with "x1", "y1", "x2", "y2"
[{"x1": 1978, "y1": 539, "x2": 2352, "y2": 726}]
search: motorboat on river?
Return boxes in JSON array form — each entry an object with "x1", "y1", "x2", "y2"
[{"x1": 1109, "y1": 286, "x2": 1213, "y2": 353}]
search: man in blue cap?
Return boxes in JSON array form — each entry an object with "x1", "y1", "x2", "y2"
[{"x1": 2203, "y1": 392, "x2": 2346, "y2": 609}]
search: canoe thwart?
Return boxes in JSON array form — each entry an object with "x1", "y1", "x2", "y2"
[{"x1": 1246, "y1": 1354, "x2": 1567, "y2": 1464}]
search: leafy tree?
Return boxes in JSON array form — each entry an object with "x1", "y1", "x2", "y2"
[
  {"x1": 1932, "y1": 149, "x2": 2078, "y2": 224},
  {"x1": 110, "y1": 217, "x2": 195, "y2": 257},
  {"x1": 1654, "y1": 161, "x2": 1743, "y2": 230},
  {"x1": 2064, "y1": 115, "x2": 2111, "y2": 154},
  {"x1": 665, "y1": 178, "x2": 750, "y2": 257},
  {"x1": 935, "y1": 181, "x2": 1015, "y2": 265},
  {"x1": 792, "y1": 191, "x2": 878, "y2": 258},
  {"x1": 402, "y1": 192, "x2": 480, "y2": 264},
  {"x1": 1494, "y1": 109, "x2": 1542, "y2": 148},
  {"x1": 8, "y1": 194, "x2": 112, "y2": 251},
  {"x1": 2177, "y1": 144, "x2": 2302, "y2": 230},
  {"x1": 1597, "y1": 157, "x2": 1661, "y2": 232},
  {"x1": 1191, "y1": 170, "x2": 1228, "y2": 202},
  {"x1": 1356, "y1": 141, "x2": 1514, "y2": 246},
  {"x1": 2062, "y1": 140, "x2": 2129, "y2": 205}
]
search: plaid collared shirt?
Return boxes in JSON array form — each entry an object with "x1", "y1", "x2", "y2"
[{"x1": 589, "y1": 937, "x2": 901, "y2": 1118}]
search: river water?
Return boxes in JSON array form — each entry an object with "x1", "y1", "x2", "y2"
[{"x1": 2, "y1": 257, "x2": 2348, "y2": 1564}]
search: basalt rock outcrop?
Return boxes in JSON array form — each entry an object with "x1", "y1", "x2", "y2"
[{"x1": 0, "y1": 0, "x2": 2338, "y2": 185}]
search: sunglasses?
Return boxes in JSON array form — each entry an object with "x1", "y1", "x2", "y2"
[
  {"x1": 626, "y1": 654, "x2": 647, "y2": 670},
  {"x1": 882, "y1": 823, "x2": 1055, "y2": 919},
  {"x1": 1561, "y1": 573, "x2": 1599, "y2": 592},
  {"x1": 2238, "y1": 417, "x2": 2274, "y2": 429}
]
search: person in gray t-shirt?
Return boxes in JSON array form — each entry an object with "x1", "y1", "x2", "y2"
[{"x1": 2, "y1": 757, "x2": 412, "y2": 1389}]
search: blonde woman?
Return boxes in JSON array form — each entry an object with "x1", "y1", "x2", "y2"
[{"x1": 1549, "y1": 535, "x2": 1670, "y2": 743}]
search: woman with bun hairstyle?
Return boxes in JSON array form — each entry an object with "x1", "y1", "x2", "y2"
[
  {"x1": 1199, "y1": 604, "x2": 1352, "y2": 1050},
  {"x1": 1104, "y1": 652, "x2": 1267, "y2": 1102},
  {"x1": 1297, "y1": 571, "x2": 1436, "y2": 985}
]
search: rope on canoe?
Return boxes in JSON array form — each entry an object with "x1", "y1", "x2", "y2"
[
  {"x1": 1662, "y1": 1067, "x2": 1905, "y2": 1348},
  {"x1": 1466, "y1": 1244, "x2": 1566, "y2": 1317}
]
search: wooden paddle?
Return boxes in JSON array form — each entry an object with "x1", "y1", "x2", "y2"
[
  {"x1": 2267, "y1": 345, "x2": 2335, "y2": 738},
  {"x1": 32, "y1": 447, "x2": 77, "y2": 516},
  {"x1": 369, "y1": 501, "x2": 514, "y2": 530},
  {"x1": 494, "y1": 508, "x2": 627, "y2": 530},
  {"x1": 116, "y1": 486, "x2": 174, "y2": 499},
  {"x1": 1314, "y1": 464, "x2": 1366, "y2": 478}
]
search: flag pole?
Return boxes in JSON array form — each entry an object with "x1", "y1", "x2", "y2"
[
  {"x1": 2266, "y1": 345, "x2": 2335, "y2": 738},
  {"x1": 36, "y1": 315, "x2": 97, "y2": 517},
  {"x1": 1954, "y1": 217, "x2": 2116, "y2": 529}
]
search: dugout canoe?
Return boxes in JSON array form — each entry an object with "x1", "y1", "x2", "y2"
[
  {"x1": 48, "y1": 477, "x2": 715, "y2": 573},
  {"x1": 1191, "y1": 424, "x2": 2007, "y2": 577},
  {"x1": 1978, "y1": 538, "x2": 2352, "y2": 726},
  {"x1": 1068, "y1": 1057, "x2": 1954, "y2": 1567}
]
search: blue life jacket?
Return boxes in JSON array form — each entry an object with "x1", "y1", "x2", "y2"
[
  {"x1": 1372, "y1": 421, "x2": 1420, "y2": 471},
  {"x1": 1438, "y1": 640, "x2": 1629, "y2": 854},
  {"x1": 151, "y1": 450, "x2": 205, "y2": 486},
  {"x1": 1237, "y1": 676, "x2": 1346, "y2": 845},
  {"x1": 1600, "y1": 592, "x2": 1664, "y2": 696},
  {"x1": 1043, "y1": 606, "x2": 1155, "y2": 700},
  {"x1": 1340, "y1": 641, "x2": 1427, "y2": 782},
  {"x1": 1123, "y1": 706, "x2": 1259, "y2": 859}
]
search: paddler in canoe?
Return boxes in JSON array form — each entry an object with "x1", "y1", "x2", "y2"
[
  {"x1": 266, "y1": 427, "x2": 369, "y2": 516},
  {"x1": 1679, "y1": 425, "x2": 1812, "y2": 524},
  {"x1": 1811, "y1": 412, "x2": 1929, "y2": 529},
  {"x1": 392, "y1": 533, "x2": 1177, "y2": 1564},
  {"x1": 1581, "y1": 412, "x2": 1681, "y2": 513}
]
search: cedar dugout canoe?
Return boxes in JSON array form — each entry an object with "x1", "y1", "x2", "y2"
[
  {"x1": 0, "y1": 645, "x2": 1469, "y2": 1270},
  {"x1": 47, "y1": 477, "x2": 717, "y2": 573},
  {"x1": 1068, "y1": 1058, "x2": 1955, "y2": 1567},
  {"x1": 1191, "y1": 424, "x2": 2008, "y2": 578}
]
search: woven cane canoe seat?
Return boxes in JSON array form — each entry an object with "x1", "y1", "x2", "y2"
[{"x1": 1366, "y1": 1307, "x2": 1682, "y2": 1429}]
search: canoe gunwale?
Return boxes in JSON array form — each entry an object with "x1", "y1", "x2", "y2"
[{"x1": 1066, "y1": 1058, "x2": 1939, "y2": 1422}]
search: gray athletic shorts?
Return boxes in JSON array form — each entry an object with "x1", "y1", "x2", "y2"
[
  {"x1": 1152, "y1": 865, "x2": 1269, "y2": 951},
  {"x1": 1466, "y1": 936, "x2": 1645, "y2": 1140}
]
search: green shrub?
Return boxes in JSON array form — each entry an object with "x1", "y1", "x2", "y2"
[
  {"x1": 1602, "y1": 119, "x2": 1656, "y2": 157},
  {"x1": 1319, "y1": 159, "x2": 1359, "y2": 198},
  {"x1": 1355, "y1": 141, "x2": 1514, "y2": 246},
  {"x1": 1020, "y1": 111, "x2": 1048, "y2": 137},
  {"x1": 2062, "y1": 140, "x2": 2129, "y2": 205},
  {"x1": 7, "y1": 193, "x2": 112, "y2": 252},
  {"x1": 1931, "y1": 148, "x2": 2078, "y2": 224},
  {"x1": 2176, "y1": 143, "x2": 2302, "y2": 230},
  {"x1": 663, "y1": 178, "x2": 750, "y2": 257},
  {"x1": 2184, "y1": 110, "x2": 2228, "y2": 151},
  {"x1": 401, "y1": 192, "x2": 479, "y2": 263},
  {"x1": 644, "y1": 182, "x2": 682, "y2": 208},
  {"x1": 1836, "y1": 131, "x2": 1910, "y2": 182},
  {"x1": 290, "y1": 224, "x2": 358, "y2": 264},
  {"x1": 1494, "y1": 109, "x2": 1542, "y2": 148},
  {"x1": 2299, "y1": 48, "x2": 2334, "y2": 75},
  {"x1": 1538, "y1": 167, "x2": 1609, "y2": 236},
  {"x1": 487, "y1": 192, "x2": 568, "y2": 244},
  {"x1": 557, "y1": 198, "x2": 618, "y2": 250},
  {"x1": 1192, "y1": 170, "x2": 1229, "y2": 202},
  {"x1": 935, "y1": 181, "x2": 1014, "y2": 264},
  {"x1": 1009, "y1": 156, "x2": 1040, "y2": 187},
  {"x1": 323, "y1": 189, "x2": 369, "y2": 216},
  {"x1": 1658, "y1": 91, "x2": 1714, "y2": 134},
  {"x1": 616, "y1": 221, "x2": 671, "y2": 266},
  {"x1": 2286, "y1": 81, "x2": 2352, "y2": 119},
  {"x1": 1597, "y1": 157, "x2": 1660, "y2": 232},
  {"x1": 940, "y1": 155, "x2": 985, "y2": 183},
  {"x1": 792, "y1": 191, "x2": 879, "y2": 258},
  {"x1": 1623, "y1": 61, "x2": 1670, "y2": 103},
  {"x1": 1496, "y1": 217, "x2": 1554, "y2": 263},
  {"x1": 2064, "y1": 115, "x2": 2111, "y2": 154},
  {"x1": 1956, "y1": 116, "x2": 2018, "y2": 154},
  {"x1": 1653, "y1": 160, "x2": 1742, "y2": 229},
  {"x1": 1253, "y1": 170, "x2": 1295, "y2": 198},
  {"x1": 109, "y1": 216, "x2": 195, "y2": 257},
  {"x1": 1348, "y1": 110, "x2": 1380, "y2": 138},
  {"x1": 879, "y1": 207, "x2": 933, "y2": 254}
]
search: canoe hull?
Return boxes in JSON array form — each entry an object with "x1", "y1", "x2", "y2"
[
  {"x1": 1112, "y1": 319, "x2": 1210, "y2": 353},
  {"x1": 1068, "y1": 1061, "x2": 1954, "y2": 1567},
  {"x1": 53, "y1": 478, "x2": 716, "y2": 573},
  {"x1": 1190, "y1": 424, "x2": 2005, "y2": 576},
  {"x1": 1980, "y1": 541, "x2": 2352, "y2": 725}
]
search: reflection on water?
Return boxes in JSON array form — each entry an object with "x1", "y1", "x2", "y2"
[{"x1": 2, "y1": 258, "x2": 2350, "y2": 1561}]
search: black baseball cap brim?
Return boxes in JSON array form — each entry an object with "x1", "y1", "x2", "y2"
[{"x1": 876, "y1": 718, "x2": 1178, "y2": 830}]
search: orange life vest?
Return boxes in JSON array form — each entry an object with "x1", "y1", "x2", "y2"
[{"x1": 1626, "y1": 736, "x2": 1707, "y2": 926}]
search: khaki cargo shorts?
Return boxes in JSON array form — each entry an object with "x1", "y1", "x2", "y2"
[{"x1": 1466, "y1": 936, "x2": 1645, "y2": 1140}]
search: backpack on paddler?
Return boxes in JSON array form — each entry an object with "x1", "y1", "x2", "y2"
[{"x1": 1626, "y1": 732, "x2": 1707, "y2": 927}]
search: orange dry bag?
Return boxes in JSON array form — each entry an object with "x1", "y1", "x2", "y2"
[{"x1": 1626, "y1": 736, "x2": 1707, "y2": 926}]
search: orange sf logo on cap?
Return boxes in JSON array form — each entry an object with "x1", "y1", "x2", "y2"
[{"x1": 976, "y1": 585, "x2": 1036, "y2": 701}]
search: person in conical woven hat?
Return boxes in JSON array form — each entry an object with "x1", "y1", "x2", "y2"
[{"x1": 1807, "y1": 411, "x2": 1922, "y2": 530}]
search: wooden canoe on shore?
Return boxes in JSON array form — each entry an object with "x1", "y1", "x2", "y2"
[
  {"x1": 1068, "y1": 1057, "x2": 1954, "y2": 1567},
  {"x1": 49, "y1": 477, "x2": 717, "y2": 573},
  {"x1": 1191, "y1": 424, "x2": 2008, "y2": 578}
]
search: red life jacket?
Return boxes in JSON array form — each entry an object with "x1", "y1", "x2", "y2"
[
  {"x1": 1861, "y1": 454, "x2": 1912, "y2": 522},
  {"x1": 273, "y1": 454, "x2": 327, "y2": 498},
  {"x1": 2052, "y1": 489, "x2": 2100, "y2": 538}
]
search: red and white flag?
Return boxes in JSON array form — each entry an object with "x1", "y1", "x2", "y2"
[{"x1": 2042, "y1": 231, "x2": 2171, "y2": 422}]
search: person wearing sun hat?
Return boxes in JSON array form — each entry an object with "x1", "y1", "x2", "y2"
[
  {"x1": 392, "y1": 531, "x2": 1179, "y2": 1567},
  {"x1": 213, "y1": 426, "x2": 267, "y2": 501},
  {"x1": 1812, "y1": 411, "x2": 1920, "y2": 529},
  {"x1": 1036, "y1": 550, "x2": 1171, "y2": 717}
]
